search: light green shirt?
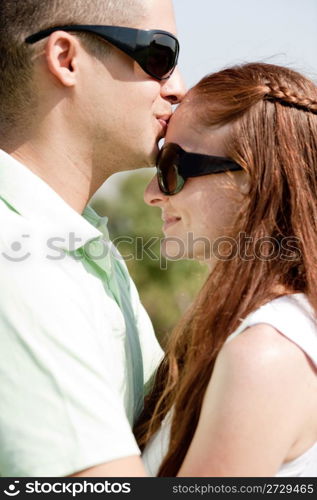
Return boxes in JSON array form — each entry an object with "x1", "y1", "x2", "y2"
[{"x1": 0, "y1": 150, "x2": 163, "y2": 477}]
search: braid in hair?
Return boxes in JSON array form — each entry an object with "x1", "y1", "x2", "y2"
[{"x1": 263, "y1": 83, "x2": 317, "y2": 114}]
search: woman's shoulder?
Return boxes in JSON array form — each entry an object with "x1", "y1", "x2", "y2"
[
  {"x1": 217, "y1": 321, "x2": 310, "y2": 394},
  {"x1": 208, "y1": 294, "x2": 317, "y2": 468},
  {"x1": 183, "y1": 299, "x2": 317, "y2": 477},
  {"x1": 217, "y1": 292, "x2": 317, "y2": 418},
  {"x1": 225, "y1": 293, "x2": 317, "y2": 368},
  {"x1": 215, "y1": 293, "x2": 317, "y2": 437}
]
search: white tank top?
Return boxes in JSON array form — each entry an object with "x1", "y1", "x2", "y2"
[{"x1": 143, "y1": 294, "x2": 317, "y2": 477}]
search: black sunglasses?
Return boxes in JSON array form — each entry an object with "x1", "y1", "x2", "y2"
[
  {"x1": 156, "y1": 143, "x2": 243, "y2": 195},
  {"x1": 25, "y1": 24, "x2": 179, "y2": 81}
]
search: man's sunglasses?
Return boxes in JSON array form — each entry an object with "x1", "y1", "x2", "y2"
[
  {"x1": 156, "y1": 143, "x2": 243, "y2": 195},
  {"x1": 25, "y1": 25, "x2": 179, "y2": 81}
]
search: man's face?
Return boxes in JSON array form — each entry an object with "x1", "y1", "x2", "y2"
[{"x1": 78, "y1": 0, "x2": 186, "y2": 175}]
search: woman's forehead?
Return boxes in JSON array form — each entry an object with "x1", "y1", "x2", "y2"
[{"x1": 166, "y1": 105, "x2": 232, "y2": 157}]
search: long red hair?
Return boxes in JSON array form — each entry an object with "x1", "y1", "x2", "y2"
[{"x1": 134, "y1": 63, "x2": 317, "y2": 476}]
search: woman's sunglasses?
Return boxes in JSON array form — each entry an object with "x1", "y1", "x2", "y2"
[
  {"x1": 156, "y1": 143, "x2": 243, "y2": 195},
  {"x1": 25, "y1": 25, "x2": 179, "y2": 81}
]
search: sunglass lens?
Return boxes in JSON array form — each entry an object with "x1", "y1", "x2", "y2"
[
  {"x1": 158, "y1": 150, "x2": 185, "y2": 195},
  {"x1": 147, "y1": 34, "x2": 178, "y2": 78}
]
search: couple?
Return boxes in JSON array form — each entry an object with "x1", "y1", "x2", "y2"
[{"x1": 0, "y1": 0, "x2": 316, "y2": 478}]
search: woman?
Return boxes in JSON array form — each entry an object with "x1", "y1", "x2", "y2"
[{"x1": 135, "y1": 63, "x2": 317, "y2": 477}]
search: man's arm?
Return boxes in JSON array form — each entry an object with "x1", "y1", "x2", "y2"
[{"x1": 0, "y1": 254, "x2": 143, "y2": 476}]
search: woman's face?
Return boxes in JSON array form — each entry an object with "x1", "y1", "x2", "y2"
[{"x1": 144, "y1": 103, "x2": 247, "y2": 264}]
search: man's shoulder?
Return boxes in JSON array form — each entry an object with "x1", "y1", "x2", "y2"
[
  {"x1": 0, "y1": 196, "x2": 26, "y2": 231},
  {"x1": 0, "y1": 200, "x2": 92, "y2": 301},
  {"x1": 0, "y1": 199, "x2": 38, "y2": 269}
]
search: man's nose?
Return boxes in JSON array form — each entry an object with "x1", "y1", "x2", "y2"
[
  {"x1": 144, "y1": 175, "x2": 167, "y2": 206},
  {"x1": 160, "y1": 67, "x2": 187, "y2": 104}
]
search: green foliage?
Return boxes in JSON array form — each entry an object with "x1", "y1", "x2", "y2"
[{"x1": 91, "y1": 170, "x2": 208, "y2": 346}]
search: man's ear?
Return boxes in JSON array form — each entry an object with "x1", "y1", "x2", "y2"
[{"x1": 45, "y1": 31, "x2": 80, "y2": 87}]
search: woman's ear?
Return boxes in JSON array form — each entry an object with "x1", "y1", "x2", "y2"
[
  {"x1": 233, "y1": 169, "x2": 250, "y2": 195},
  {"x1": 239, "y1": 174, "x2": 250, "y2": 195}
]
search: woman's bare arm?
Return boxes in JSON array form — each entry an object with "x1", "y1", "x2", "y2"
[
  {"x1": 70, "y1": 455, "x2": 147, "y2": 477},
  {"x1": 177, "y1": 323, "x2": 313, "y2": 477}
]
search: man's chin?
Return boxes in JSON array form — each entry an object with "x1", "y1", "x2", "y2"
[
  {"x1": 145, "y1": 142, "x2": 160, "y2": 168},
  {"x1": 127, "y1": 139, "x2": 161, "y2": 170}
]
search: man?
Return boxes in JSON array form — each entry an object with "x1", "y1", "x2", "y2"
[{"x1": 0, "y1": 0, "x2": 185, "y2": 477}]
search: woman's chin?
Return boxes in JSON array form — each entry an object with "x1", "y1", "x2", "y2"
[{"x1": 161, "y1": 240, "x2": 188, "y2": 261}]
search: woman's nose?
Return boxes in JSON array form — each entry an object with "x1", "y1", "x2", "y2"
[{"x1": 144, "y1": 175, "x2": 167, "y2": 206}]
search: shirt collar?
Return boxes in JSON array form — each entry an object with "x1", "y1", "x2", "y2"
[{"x1": 0, "y1": 149, "x2": 106, "y2": 251}]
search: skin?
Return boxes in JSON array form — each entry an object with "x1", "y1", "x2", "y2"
[
  {"x1": 6, "y1": 0, "x2": 186, "y2": 215},
  {"x1": 144, "y1": 103, "x2": 248, "y2": 266},
  {"x1": 144, "y1": 103, "x2": 317, "y2": 476}
]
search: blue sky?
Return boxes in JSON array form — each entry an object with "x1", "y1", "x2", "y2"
[
  {"x1": 174, "y1": 0, "x2": 317, "y2": 88},
  {"x1": 97, "y1": 0, "x2": 317, "y2": 199}
]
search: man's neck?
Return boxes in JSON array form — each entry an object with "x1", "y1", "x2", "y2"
[{"x1": 4, "y1": 139, "x2": 107, "y2": 215}]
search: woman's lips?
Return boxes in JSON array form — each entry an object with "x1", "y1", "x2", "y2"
[
  {"x1": 158, "y1": 118, "x2": 168, "y2": 132},
  {"x1": 163, "y1": 217, "x2": 181, "y2": 231},
  {"x1": 156, "y1": 114, "x2": 171, "y2": 134}
]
